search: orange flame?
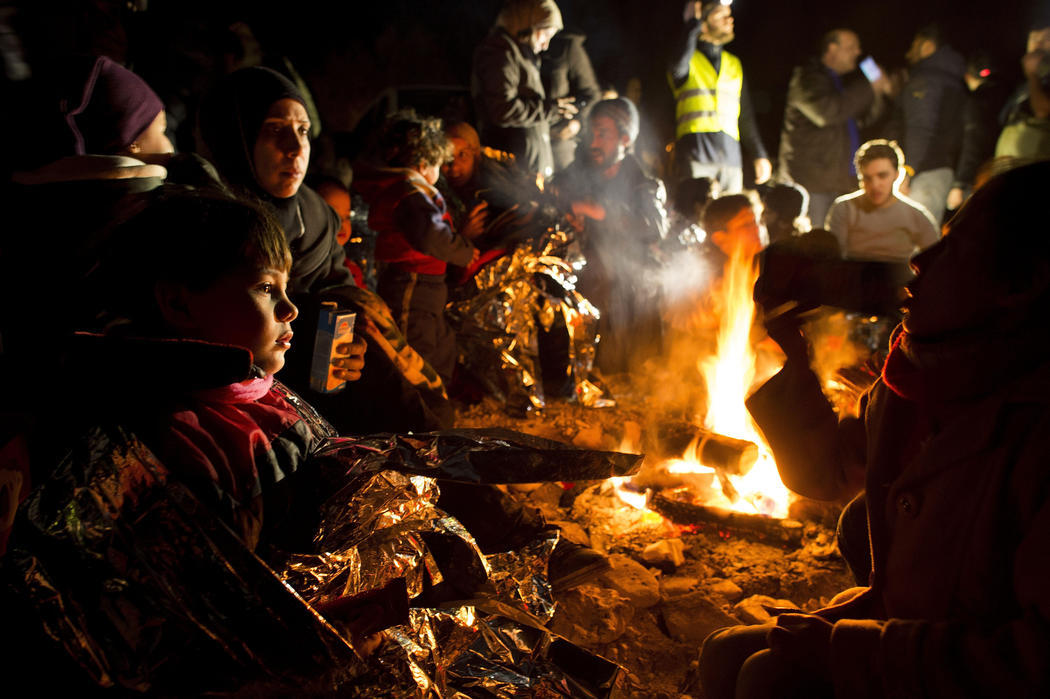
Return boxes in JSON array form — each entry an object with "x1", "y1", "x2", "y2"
[
  {"x1": 606, "y1": 238, "x2": 792, "y2": 520},
  {"x1": 692, "y1": 240, "x2": 790, "y2": 518}
]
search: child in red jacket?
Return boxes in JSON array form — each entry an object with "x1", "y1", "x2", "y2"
[
  {"x1": 355, "y1": 111, "x2": 478, "y2": 385},
  {"x1": 99, "y1": 187, "x2": 365, "y2": 550}
]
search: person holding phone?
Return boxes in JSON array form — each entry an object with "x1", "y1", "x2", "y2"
[{"x1": 776, "y1": 28, "x2": 892, "y2": 229}]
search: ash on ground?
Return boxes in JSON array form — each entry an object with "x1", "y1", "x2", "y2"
[{"x1": 454, "y1": 373, "x2": 855, "y2": 698}]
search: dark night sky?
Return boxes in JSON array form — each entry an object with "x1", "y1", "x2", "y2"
[{"x1": 146, "y1": 0, "x2": 1045, "y2": 155}]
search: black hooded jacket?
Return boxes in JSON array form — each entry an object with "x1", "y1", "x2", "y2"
[
  {"x1": 893, "y1": 46, "x2": 967, "y2": 174},
  {"x1": 196, "y1": 67, "x2": 353, "y2": 297}
]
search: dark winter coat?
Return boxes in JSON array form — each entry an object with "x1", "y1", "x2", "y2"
[
  {"x1": 472, "y1": 29, "x2": 559, "y2": 177},
  {"x1": 777, "y1": 58, "x2": 881, "y2": 196},
  {"x1": 893, "y1": 46, "x2": 967, "y2": 174},
  {"x1": 747, "y1": 331, "x2": 1050, "y2": 697},
  {"x1": 954, "y1": 78, "x2": 1011, "y2": 188},
  {"x1": 195, "y1": 66, "x2": 354, "y2": 297},
  {"x1": 553, "y1": 153, "x2": 669, "y2": 258},
  {"x1": 540, "y1": 32, "x2": 601, "y2": 172},
  {"x1": 552, "y1": 153, "x2": 668, "y2": 371}
]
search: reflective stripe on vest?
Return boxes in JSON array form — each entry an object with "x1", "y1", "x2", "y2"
[{"x1": 670, "y1": 50, "x2": 742, "y2": 141}]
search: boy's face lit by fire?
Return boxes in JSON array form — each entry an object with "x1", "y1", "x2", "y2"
[
  {"x1": 175, "y1": 265, "x2": 298, "y2": 375},
  {"x1": 319, "y1": 184, "x2": 352, "y2": 246}
]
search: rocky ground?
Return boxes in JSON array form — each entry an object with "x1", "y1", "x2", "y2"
[{"x1": 454, "y1": 373, "x2": 856, "y2": 698}]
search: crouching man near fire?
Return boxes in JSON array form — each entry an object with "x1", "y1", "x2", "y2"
[
  {"x1": 697, "y1": 160, "x2": 1050, "y2": 698},
  {"x1": 551, "y1": 97, "x2": 669, "y2": 373}
]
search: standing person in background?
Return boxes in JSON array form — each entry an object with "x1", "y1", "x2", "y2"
[
  {"x1": 777, "y1": 29, "x2": 890, "y2": 229},
  {"x1": 541, "y1": 31, "x2": 601, "y2": 172},
  {"x1": 667, "y1": 0, "x2": 770, "y2": 193},
  {"x1": 553, "y1": 97, "x2": 669, "y2": 373},
  {"x1": 946, "y1": 52, "x2": 1011, "y2": 212},
  {"x1": 995, "y1": 18, "x2": 1050, "y2": 161},
  {"x1": 891, "y1": 24, "x2": 966, "y2": 227},
  {"x1": 472, "y1": 0, "x2": 577, "y2": 180}
]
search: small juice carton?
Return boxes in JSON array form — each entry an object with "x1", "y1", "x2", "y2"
[{"x1": 309, "y1": 302, "x2": 356, "y2": 393}]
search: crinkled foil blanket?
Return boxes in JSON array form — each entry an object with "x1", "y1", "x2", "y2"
[
  {"x1": 449, "y1": 228, "x2": 614, "y2": 411},
  {"x1": 4, "y1": 424, "x2": 640, "y2": 696}
]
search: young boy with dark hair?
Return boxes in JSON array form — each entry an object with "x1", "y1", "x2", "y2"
[{"x1": 96, "y1": 187, "x2": 365, "y2": 549}]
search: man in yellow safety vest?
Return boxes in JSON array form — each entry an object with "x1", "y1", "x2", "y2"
[{"x1": 668, "y1": 0, "x2": 770, "y2": 193}]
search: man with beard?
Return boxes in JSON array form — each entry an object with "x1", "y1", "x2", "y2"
[
  {"x1": 668, "y1": 0, "x2": 770, "y2": 193},
  {"x1": 777, "y1": 28, "x2": 891, "y2": 229},
  {"x1": 552, "y1": 97, "x2": 669, "y2": 373}
]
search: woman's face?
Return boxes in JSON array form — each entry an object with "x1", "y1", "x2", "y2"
[{"x1": 253, "y1": 98, "x2": 311, "y2": 199}]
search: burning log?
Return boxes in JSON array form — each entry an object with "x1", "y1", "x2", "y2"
[
  {"x1": 649, "y1": 492, "x2": 804, "y2": 547},
  {"x1": 656, "y1": 421, "x2": 759, "y2": 476}
]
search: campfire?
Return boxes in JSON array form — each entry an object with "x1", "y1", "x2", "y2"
[
  {"x1": 611, "y1": 238, "x2": 794, "y2": 529},
  {"x1": 453, "y1": 234, "x2": 858, "y2": 696}
]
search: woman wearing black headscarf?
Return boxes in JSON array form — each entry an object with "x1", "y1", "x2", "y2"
[
  {"x1": 197, "y1": 66, "x2": 352, "y2": 297},
  {"x1": 196, "y1": 67, "x2": 451, "y2": 432}
]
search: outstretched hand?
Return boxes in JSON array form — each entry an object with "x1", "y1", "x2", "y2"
[{"x1": 753, "y1": 158, "x2": 772, "y2": 185}]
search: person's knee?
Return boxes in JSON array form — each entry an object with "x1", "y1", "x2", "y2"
[{"x1": 698, "y1": 624, "x2": 772, "y2": 699}]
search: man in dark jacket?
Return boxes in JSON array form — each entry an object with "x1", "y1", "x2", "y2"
[
  {"x1": 777, "y1": 29, "x2": 890, "y2": 228},
  {"x1": 892, "y1": 24, "x2": 967, "y2": 226},
  {"x1": 541, "y1": 32, "x2": 601, "y2": 172},
  {"x1": 471, "y1": 0, "x2": 577, "y2": 179},
  {"x1": 553, "y1": 97, "x2": 669, "y2": 373}
]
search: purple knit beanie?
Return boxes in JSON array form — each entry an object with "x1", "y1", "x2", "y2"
[{"x1": 64, "y1": 55, "x2": 164, "y2": 155}]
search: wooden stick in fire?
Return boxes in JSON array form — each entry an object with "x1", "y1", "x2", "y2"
[{"x1": 656, "y1": 422, "x2": 759, "y2": 503}]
